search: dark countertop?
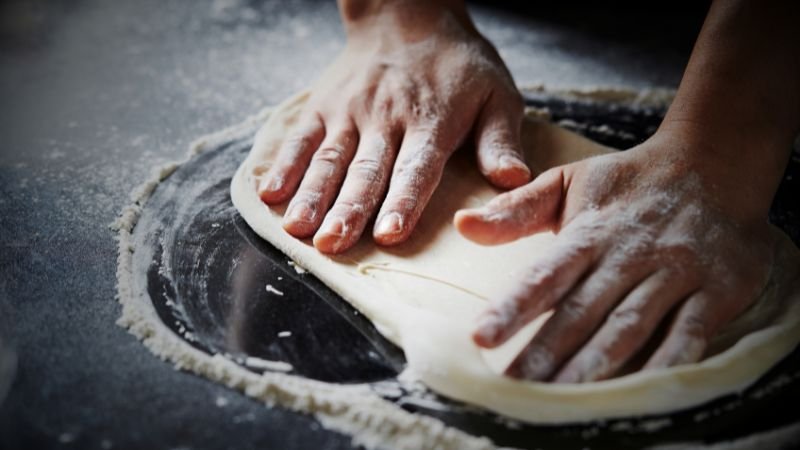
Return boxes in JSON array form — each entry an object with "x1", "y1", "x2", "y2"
[{"x1": 0, "y1": 1, "x2": 709, "y2": 449}]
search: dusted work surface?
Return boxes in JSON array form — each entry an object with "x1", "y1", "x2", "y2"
[{"x1": 1, "y1": 1, "x2": 791, "y2": 449}]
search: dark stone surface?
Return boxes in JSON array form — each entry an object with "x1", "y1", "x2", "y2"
[{"x1": 0, "y1": 1, "x2": 730, "y2": 449}]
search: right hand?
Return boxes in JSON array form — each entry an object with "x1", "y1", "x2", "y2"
[
  {"x1": 257, "y1": 0, "x2": 531, "y2": 254},
  {"x1": 456, "y1": 132, "x2": 777, "y2": 383}
]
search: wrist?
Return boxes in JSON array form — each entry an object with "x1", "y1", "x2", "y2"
[
  {"x1": 642, "y1": 126, "x2": 787, "y2": 222},
  {"x1": 338, "y1": 0, "x2": 474, "y2": 39}
]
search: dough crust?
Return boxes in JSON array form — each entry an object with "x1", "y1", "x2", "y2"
[{"x1": 231, "y1": 91, "x2": 800, "y2": 423}]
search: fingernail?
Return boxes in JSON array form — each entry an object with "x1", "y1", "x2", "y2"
[
  {"x1": 499, "y1": 154, "x2": 527, "y2": 172},
  {"x1": 259, "y1": 175, "x2": 284, "y2": 193},
  {"x1": 318, "y1": 216, "x2": 347, "y2": 237},
  {"x1": 375, "y1": 212, "x2": 403, "y2": 236},
  {"x1": 469, "y1": 206, "x2": 502, "y2": 223},
  {"x1": 285, "y1": 202, "x2": 315, "y2": 224}
]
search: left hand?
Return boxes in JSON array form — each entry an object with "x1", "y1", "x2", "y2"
[
  {"x1": 257, "y1": 1, "x2": 530, "y2": 254},
  {"x1": 455, "y1": 131, "x2": 777, "y2": 383}
]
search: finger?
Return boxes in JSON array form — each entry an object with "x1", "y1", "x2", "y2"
[
  {"x1": 454, "y1": 168, "x2": 564, "y2": 245},
  {"x1": 372, "y1": 128, "x2": 454, "y2": 246},
  {"x1": 644, "y1": 292, "x2": 720, "y2": 369},
  {"x1": 473, "y1": 239, "x2": 598, "y2": 348},
  {"x1": 552, "y1": 270, "x2": 696, "y2": 383},
  {"x1": 474, "y1": 91, "x2": 531, "y2": 189},
  {"x1": 282, "y1": 120, "x2": 358, "y2": 238},
  {"x1": 259, "y1": 113, "x2": 326, "y2": 204},
  {"x1": 504, "y1": 262, "x2": 652, "y2": 381},
  {"x1": 313, "y1": 130, "x2": 399, "y2": 254}
]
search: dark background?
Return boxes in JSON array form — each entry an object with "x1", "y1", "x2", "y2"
[{"x1": 0, "y1": 1, "x2": 711, "y2": 449}]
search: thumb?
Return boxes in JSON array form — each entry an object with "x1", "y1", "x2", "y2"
[
  {"x1": 474, "y1": 91, "x2": 532, "y2": 190},
  {"x1": 454, "y1": 168, "x2": 564, "y2": 245}
]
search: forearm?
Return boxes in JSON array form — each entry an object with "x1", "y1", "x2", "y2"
[{"x1": 659, "y1": 0, "x2": 800, "y2": 217}]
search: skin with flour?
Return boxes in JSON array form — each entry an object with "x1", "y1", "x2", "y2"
[{"x1": 254, "y1": 0, "x2": 800, "y2": 382}]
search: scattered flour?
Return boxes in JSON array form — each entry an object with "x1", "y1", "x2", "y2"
[
  {"x1": 265, "y1": 284, "x2": 284, "y2": 296},
  {"x1": 244, "y1": 356, "x2": 293, "y2": 372},
  {"x1": 288, "y1": 260, "x2": 307, "y2": 274}
]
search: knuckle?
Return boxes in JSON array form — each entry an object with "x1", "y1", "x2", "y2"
[
  {"x1": 284, "y1": 133, "x2": 314, "y2": 154},
  {"x1": 608, "y1": 307, "x2": 645, "y2": 336},
  {"x1": 348, "y1": 157, "x2": 384, "y2": 183},
  {"x1": 374, "y1": 96, "x2": 395, "y2": 118},
  {"x1": 313, "y1": 145, "x2": 348, "y2": 165},
  {"x1": 559, "y1": 298, "x2": 588, "y2": 323},
  {"x1": 329, "y1": 200, "x2": 366, "y2": 218},
  {"x1": 412, "y1": 104, "x2": 439, "y2": 124},
  {"x1": 680, "y1": 314, "x2": 708, "y2": 338},
  {"x1": 395, "y1": 151, "x2": 444, "y2": 182}
]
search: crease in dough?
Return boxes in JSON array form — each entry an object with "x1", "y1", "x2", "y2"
[{"x1": 357, "y1": 262, "x2": 489, "y2": 301}]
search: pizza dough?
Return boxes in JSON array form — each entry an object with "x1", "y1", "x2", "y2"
[{"x1": 230, "y1": 91, "x2": 800, "y2": 423}]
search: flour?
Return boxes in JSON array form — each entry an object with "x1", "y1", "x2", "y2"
[
  {"x1": 265, "y1": 284, "x2": 284, "y2": 296},
  {"x1": 244, "y1": 356, "x2": 292, "y2": 372},
  {"x1": 287, "y1": 260, "x2": 307, "y2": 274}
]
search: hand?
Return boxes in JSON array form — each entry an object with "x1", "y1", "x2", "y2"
[
  {"x1": 455, "y1": 131, "x2": 777, "y2": 383},
  {"x1": 258, "y1": 1, "x2": 530, "y2": 254}
]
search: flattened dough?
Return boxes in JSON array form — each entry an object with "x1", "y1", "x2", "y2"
[{"x1": 231, "y1": 91, "x2": 800, "y2": 423}]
